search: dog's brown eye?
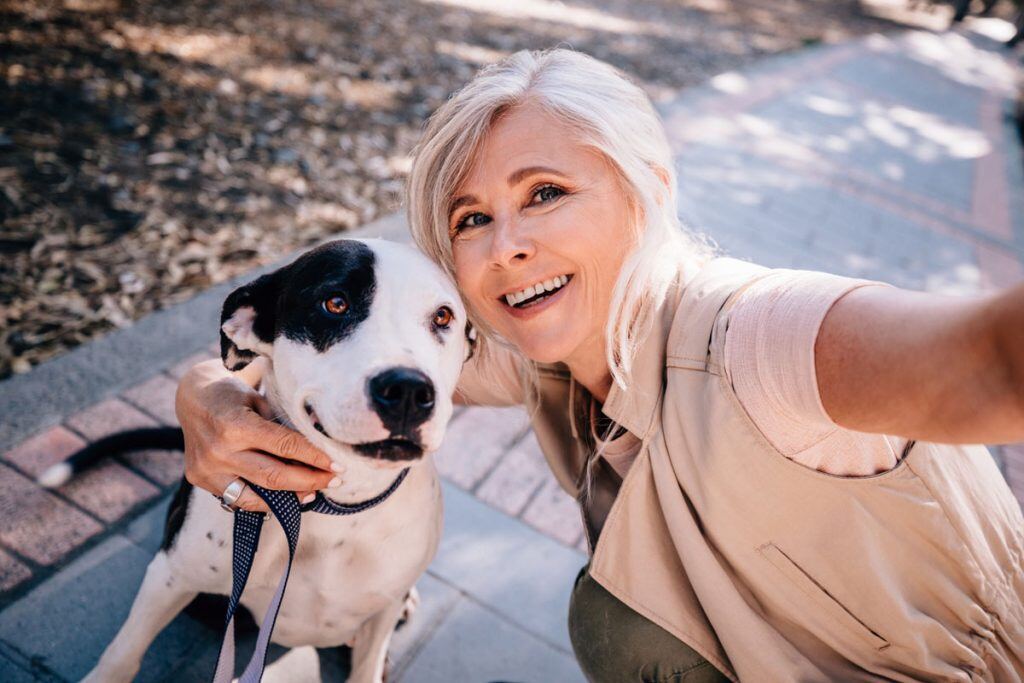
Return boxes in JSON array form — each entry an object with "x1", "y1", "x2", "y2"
[
  {"x1": 433, "y1": 306, "x2": 453, "y2": 328},
  {"x1": 322, "y1": 295, "x2": 349, "y2": 316}
]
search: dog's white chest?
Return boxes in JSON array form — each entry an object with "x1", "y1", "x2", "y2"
[{"x1": 236, "y1": 468, "x2": 442, "y2": 649}]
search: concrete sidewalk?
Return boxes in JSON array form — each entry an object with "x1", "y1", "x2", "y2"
[{"x1": 1, "y1": 25, "x2": 1022, "y2": 682}]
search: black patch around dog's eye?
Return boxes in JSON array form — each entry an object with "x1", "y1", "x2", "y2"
[{"x1": 278, "y1": 241, "x2": 376, "y2": 353}]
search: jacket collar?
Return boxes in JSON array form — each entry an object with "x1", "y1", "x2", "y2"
[{"x1": 573, "y1": 273, "x2": 688, "y2": 441}]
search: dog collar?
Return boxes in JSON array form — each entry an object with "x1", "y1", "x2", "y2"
[{"x1": 212, "y1": 468, "x2": 410, "y2": 683}]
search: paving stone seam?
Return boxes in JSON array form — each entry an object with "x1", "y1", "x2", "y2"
[
  {"x1": 465, "y1": 424, "x2": 535, "y2": 497},
  {"x1": 0, "y1": 633, "x2": 68, "y2": 682},
  {"x1": 389, "y1": 574, "x2": 465, "y2": 681},
  {"x1": 515, "y1": 470, "x2": 563, "y2": 521},
  {"x1": 422, "y1": 570, "x2": 577, "y2": 658},
  {"x1": 0, "y1": 494, "x2": 170, "y2": 611},
  {"x1": 0, "y1": 459, "x2": 109, "y2": 564},
  {"x1": 58, "y1": 422, "x2": 176, "y2": 500},
  {"x1": 118, "y1": 369, "x2": 181, "y2": 425}
]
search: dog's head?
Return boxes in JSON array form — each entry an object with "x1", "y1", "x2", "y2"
[{"x1": 220, "y1": 238, "x2": 473, "y2": 468}]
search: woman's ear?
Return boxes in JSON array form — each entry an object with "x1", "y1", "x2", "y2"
[{"x1": 220, "y1": 271, "x2": 280, "y2": 371}]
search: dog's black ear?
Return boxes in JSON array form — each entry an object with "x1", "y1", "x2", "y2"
[
  {"x1": 464, "y1": 319, "x2": 478, "y2": 362},
  {"x1": 220, "y1": 271, "x2": 280, "y2": 371}
]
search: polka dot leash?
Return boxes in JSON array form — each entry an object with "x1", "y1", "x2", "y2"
[{"x1": 211, "y1": 468, "x2": 410, "y2": 683}]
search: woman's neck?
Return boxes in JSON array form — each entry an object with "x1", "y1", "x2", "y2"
[{"x1": 564, "y1": 336, "x2": 613, "y2": 404}]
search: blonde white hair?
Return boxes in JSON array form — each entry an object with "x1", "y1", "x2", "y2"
[{"x1": 406, "y1": 47, "x2": 711, "y2": 400}]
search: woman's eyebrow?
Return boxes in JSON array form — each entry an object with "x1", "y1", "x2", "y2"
[
  {"x1": 506, "y1": 165, "x2": 566, "y2": 186},
  {"x1": 448, "y1": 194, "x2": 478, "y2": 220},
  {"x1": 448, "y1": 166, "x2": 568, "y2": 219}
]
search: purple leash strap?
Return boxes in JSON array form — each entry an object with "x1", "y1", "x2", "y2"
[{"x1": 211, "y1": 468, "x2": 410, "y2": 683}]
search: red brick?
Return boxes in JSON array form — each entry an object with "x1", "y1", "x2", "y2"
[
  {"x1": 4, "y1": 426, "x2": 85, "y2": 475},
  {"x1": 122, "y1": 374, "x2": 181, "y2": 425},
  {"x1": 124, "y1": 449, "x2": 184, "y2": 487},
  {"x1": 66, "y1": 398, "x2": 158, "y2": 440},
  {"x1": 475, "y1": 430, "x2": 550, "y2": 517},
  {"x1": 521, "y1": 476, "x2": 584, "y2": 547},
  {"x1": 0, "y1": 548, "x2": 32, "y2": 592},
  {"x1": 65, "y1": 399, "x2": 182, "y2": 485},
  {"x1": 433, "y1": 406, "x2": 530, "y2": 490},
  {"x1": 4, "y1": 426, "x2": 160, "y2": 522},
  {"x1": 0, "y1": 464, "x2": 103, "y2": 565},
  {"x1": 167, "y1": 351, "x2": 218, "y2": 380}
]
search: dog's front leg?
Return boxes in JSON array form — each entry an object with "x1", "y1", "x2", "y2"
[
  {"x1": 82, "y1": 551, "x2": 197, "y2": 683},
  {"x1": 347, "y1": 598, "x2": 407, "y2": 683}
]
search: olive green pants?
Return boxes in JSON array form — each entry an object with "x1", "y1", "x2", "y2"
[{"x1": 568, "y1": 565, "x2": 729, "y2": 683}]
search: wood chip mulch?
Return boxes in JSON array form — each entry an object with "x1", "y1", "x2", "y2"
[{"x1": 0, "y1": 0, "x2": 915, "y2": 379}]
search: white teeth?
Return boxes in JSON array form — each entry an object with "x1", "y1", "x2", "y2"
[{"x1": 504, "y1": 275, "x2": 571, "y2": 307}]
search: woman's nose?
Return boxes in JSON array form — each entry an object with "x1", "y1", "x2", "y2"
[{"x1": 488, "y1": 216, "x2": 535, "y2": 268}]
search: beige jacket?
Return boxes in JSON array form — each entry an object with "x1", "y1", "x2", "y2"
[{"x1": 459, "y1": 257, "x2": 1024, "y2": 682}]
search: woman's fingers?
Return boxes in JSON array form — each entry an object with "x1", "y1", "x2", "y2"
[
  {"x1": 236, "y1": 409, "x2": 338, "y2": 474},
  {"x1": 231, "y1": 450, "x2": 340, "y2": 493}
]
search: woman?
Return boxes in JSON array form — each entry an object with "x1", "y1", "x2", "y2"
[{"x1": 177, "y1": 49, "x2": 1024, "y2": 681}]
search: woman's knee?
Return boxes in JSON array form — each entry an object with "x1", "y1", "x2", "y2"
[{"x1": 568, "y1": 566, "x2": 727, "y2": 683}]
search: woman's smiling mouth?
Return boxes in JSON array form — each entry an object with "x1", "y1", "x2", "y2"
[{"x1": 500, "y1": 274, "x2": 574, "y2": 318}]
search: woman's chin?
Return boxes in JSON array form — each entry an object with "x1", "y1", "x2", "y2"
[{"x1": 508, "y1": 334, "x2": 578, "y2": 365}]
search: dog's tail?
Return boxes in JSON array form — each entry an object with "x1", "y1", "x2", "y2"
[{"x1": 37, "y1": 427, "x2": 185, "y2": 488}]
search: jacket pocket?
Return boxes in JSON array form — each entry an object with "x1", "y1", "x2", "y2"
[{"x1": 758, "y1": 543, "x2": 890, "y2": 651}]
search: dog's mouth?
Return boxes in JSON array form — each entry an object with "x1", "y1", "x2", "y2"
[
  {"x1": 352, "y1": 438, "x2": 424, "y2": 462},
  {"x1": 304, "y1": 402, "x2": 424, "y2": 462}
]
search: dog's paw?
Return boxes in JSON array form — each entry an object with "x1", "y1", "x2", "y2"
[{"x1": 396, "y1": 586, "x2": 420, "y2": 629}]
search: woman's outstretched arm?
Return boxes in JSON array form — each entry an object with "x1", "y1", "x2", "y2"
[{"x1": 815, "y1": 281, "x2": 1024, "y2": 444}]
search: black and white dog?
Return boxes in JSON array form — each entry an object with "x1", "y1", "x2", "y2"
[{"x1": 47, "y1": 239, "x2": 472, "y2": 682}]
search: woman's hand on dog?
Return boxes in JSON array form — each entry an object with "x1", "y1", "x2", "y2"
[{"x1": 176, "y1": 359, "x2": 340, "y2": 512}]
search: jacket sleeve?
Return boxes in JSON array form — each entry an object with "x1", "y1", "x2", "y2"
[{"x1": 455, "y1": 341, "x2": 528, "y2": 406}]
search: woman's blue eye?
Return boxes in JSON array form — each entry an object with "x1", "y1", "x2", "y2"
[
  {"x1": 534, "y1": 184, "x2": 564, "y2": 203},
  {"x1": 456, "y1": 213, "x2": 490, "y2": 231}
]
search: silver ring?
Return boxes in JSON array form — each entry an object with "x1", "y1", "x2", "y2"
[{"x1": 219, "y1": 477, "x2": 247, "y2": 512}]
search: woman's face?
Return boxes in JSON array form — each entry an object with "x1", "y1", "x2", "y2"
[{"x1": 448, "y1": 103, "x2": 637, "y2": 367}]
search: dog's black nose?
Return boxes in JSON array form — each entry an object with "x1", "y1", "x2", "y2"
[{"x1": 368, "y1": 367, "x2": 435, "y2": 429}]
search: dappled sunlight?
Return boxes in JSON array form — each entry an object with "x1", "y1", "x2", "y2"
[
  {"x1": 886, "y1": 106, "x2": 989, "y2": 158},
  {"x1": 803, "y1": 94, "x2": 855, "y2": 118},
  {"x1": 240, "y1": 65, "x2": 409, "y2": 107},
  {"x1": 900, "y1": 31, "x2": 1016, "y2": 94},
  {"x1": 435, "y1": 39, "x2": 511, "y2": 66},
  {"x1": 710, "y1": 71, "x2": 750, "y2": 95},
  {"x1": 99, "y1": 21, "x2": 254, "y2": 68},
  {"x1": 417, "y1": 0, "x2": 672, "y2": 37},
  {"x1": 923, "y1": 261, "x2": 983, "y2": 295}
]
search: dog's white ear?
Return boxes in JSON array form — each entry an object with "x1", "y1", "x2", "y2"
[{"x1": 220, "y1": 272, "x2": 278, "y2": 371}]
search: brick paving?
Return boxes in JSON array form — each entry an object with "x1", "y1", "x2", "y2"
[{"x1": 0, "y1": 24, "x2": 1021, "y2": 683}]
